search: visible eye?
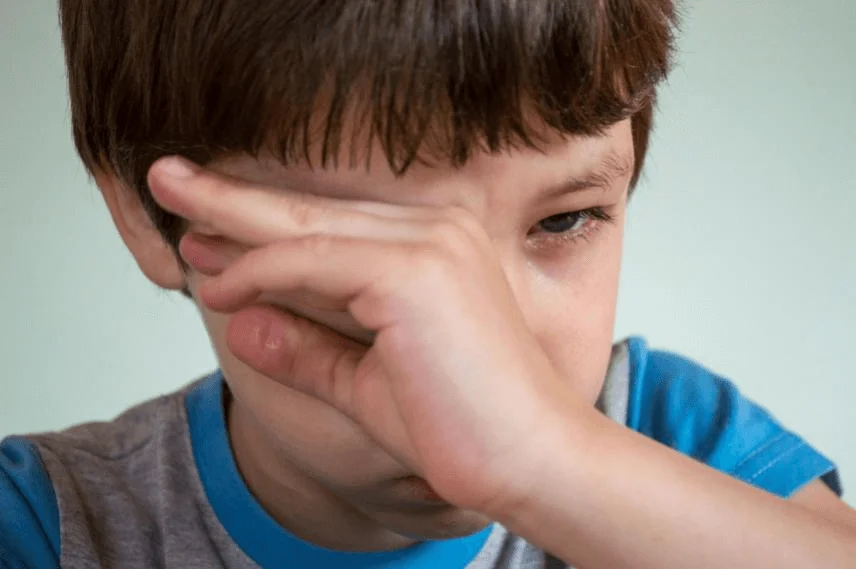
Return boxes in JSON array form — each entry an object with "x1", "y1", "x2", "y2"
[
  {"x1": 529, "y1": 206, "x2": 616, "y2": 251},
  {"x1": 537, "y1": 211, "x2": 589, "y2": 234}
]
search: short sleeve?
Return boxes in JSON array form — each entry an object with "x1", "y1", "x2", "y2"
[
  {"x1": 0, "y1": 436, "x2": 60, "y2": 569},
  {"x1": 624, "y1": 337, "x2": 842, "y2": 498}
]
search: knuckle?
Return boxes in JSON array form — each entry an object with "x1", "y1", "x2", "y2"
[
  {"x1": 410, "y1": 241, "x2": 457, "y2": 283},
  {"x1": 425, "y1": 216, "x2": 472, "y2": 260},
  {"x1": 446, "y1": 206, "x2": 483, "y2": 236},
  {"x1": 407, "y1": 207, "x2": 489, "y2": 288}
]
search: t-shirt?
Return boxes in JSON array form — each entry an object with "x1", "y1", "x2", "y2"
[{"x1": 0, "y1": 337, "x2": 842, "y2": 569}]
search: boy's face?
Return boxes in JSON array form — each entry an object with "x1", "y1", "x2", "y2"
[{"x1": 117, "y1": 119, "x2": 633, "y2": 541}]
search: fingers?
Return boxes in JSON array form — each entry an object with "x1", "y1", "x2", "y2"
[
  {"x1": 226, "y1": 304, "x2": 364, "y2": 415},
  {"x1": 198, "y1": 236, "x2": 410, "y2": 320},
  {"x1": 226, "y1": 304, "x2": 417, "y2": 466},
  {"x1": 148, "y1": 156, "x2": 426, "y2": 246},
  {"x1": 180, "y1": 231, "x2": 380, "y2": 315},
  {"x1": 179, "y1": 234, "x2": 247, "y2": 276}
]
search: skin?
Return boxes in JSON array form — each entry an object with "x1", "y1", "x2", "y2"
[{"x1": 97, "y1": 118, "x2": 856, "y2": 566}]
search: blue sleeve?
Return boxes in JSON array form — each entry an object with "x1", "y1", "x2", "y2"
[
  {"x1": 0, "y1": 437, "x2": 60, "y2": 569},
  {"x1": 624, "y1": 337, "x2": 842, "y2": 498}
]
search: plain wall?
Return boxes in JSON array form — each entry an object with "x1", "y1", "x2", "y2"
[{"x1": 2, "y1": 1, "x2": 854, "y2": 501}]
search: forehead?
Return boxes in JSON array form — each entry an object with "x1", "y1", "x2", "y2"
[{"x1": 209, "y1": 120, "x2": 634, "y2": 207}]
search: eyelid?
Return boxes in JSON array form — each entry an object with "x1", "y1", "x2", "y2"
[{"x1": 527, "y1": 206, "x2": 616, "y2": 252}]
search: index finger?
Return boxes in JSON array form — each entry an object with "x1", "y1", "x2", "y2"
[{"x1": 147, "y1": 156, "x2": 421, "y2": 246}]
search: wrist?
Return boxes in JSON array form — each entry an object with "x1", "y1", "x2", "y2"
[{"x1": 480, "y1": 389, "x2": 603, "y2": 524}]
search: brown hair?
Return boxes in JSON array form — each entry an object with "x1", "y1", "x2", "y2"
[{"x1": 59, "y1": 0, "x2": 678, "y2": 259}]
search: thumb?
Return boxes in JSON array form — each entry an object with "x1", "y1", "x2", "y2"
[
  {"x1": 225, "y1": 305, "x2": 418, "y2": 469},
  {"x1": 225, "y1": 304, "x2": 366, "y2": 416}
]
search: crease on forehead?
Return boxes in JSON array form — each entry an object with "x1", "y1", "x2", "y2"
[{"x1": 209, "y1": 120, "x2": 633, "y2": 206}]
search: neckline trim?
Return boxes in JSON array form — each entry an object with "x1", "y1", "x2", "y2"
[{"x1": 185, "y1": 372, "x2": 495, "y2": 568}]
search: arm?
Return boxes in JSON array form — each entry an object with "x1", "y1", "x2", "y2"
[
  {"x1": 492, "y1": 407, "x2": 856, "y2": 569},
  {"x1": 0, "y1": 437, "x2": 61, "y2": 569},
  {"x1": 149, "y1": 159, "x2": 855, "y2": 569}
]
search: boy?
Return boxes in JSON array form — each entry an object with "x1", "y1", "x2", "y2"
[{"x1": 1, "y1": 1, "x2": 854, "y2": 567}]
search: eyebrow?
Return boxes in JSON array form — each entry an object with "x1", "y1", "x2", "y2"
[{"x1": 539, "y1": 150, "x2": 635, "y2": 200}]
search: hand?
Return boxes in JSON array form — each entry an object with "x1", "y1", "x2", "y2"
[{"x1": 148, "y1": 156, "x2": 582, "y2": 515}]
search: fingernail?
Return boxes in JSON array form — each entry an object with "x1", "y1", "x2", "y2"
[
  {"x1": 154, "y1": 156, "x2": 199, "y2": 182},
  {"x1": 245, "y1": 313, "x2": 273, "y2": 349},
  {"x1": 250, "y1": 311, "x2": 292, "y2": 354},
  {"x1": 228, "y1": 311, "x2": 281, "y2": 363}
]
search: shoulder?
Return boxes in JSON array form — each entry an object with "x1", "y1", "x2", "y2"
[
  {"x1": 0, "y1": 377, "x2": 208, "y2": 569},
  {"x1": 0, "y1": 436, "x2": 60, "y2": 569},
  {"x1": 622, "y1": 337, "x2": 842, "y2": 498},
  {"x1": 32, "y1": 385, "x2": 190, "y2": 462}
]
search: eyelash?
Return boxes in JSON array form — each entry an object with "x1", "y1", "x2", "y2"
[{"x1": 528, "y1": 206, "x2": 616, "y2": 251}]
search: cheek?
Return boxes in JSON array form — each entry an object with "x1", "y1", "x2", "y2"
[
  {"x1": 534, "y1": 296, "x2": 617, "y2": 405},
  {"x1": 521, "y1": 231, "x2": 623, "y2": 404},
  {"x1": 191, "y1": 294, "x2": 405, "y2": 485}
]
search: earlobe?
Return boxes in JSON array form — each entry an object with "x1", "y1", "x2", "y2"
[{"x1": 94, "y1": 169, "x2": 188, "y2": 291}]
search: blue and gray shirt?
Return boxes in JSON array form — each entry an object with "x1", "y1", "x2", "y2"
[{"x1": 0, "y1": 337, "x2": 842, "y2": 568}]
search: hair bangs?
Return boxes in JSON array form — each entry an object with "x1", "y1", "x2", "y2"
[{"x1": 60, "y1": 0, "x2": 678, "y2": 269}]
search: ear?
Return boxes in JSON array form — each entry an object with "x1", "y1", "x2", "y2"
[{"x1": 94, "y1": 169, "x2": 187, "y2": 290}]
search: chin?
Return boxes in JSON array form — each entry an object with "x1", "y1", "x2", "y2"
[
  {"x1": 355, "y1": 476, "x2": 495, "y2": 541},
  {"x1": 376, "y1": 505, "x2": 494, "y2": 541}
]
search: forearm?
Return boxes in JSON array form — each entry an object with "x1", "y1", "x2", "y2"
[{"x1": 492, "y1": 405, "x2": 856, "y2": 569}]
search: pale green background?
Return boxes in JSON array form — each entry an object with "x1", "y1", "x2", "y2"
[{"x1": 1, "y1": 1, "x2": 854, "y2": 502}]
